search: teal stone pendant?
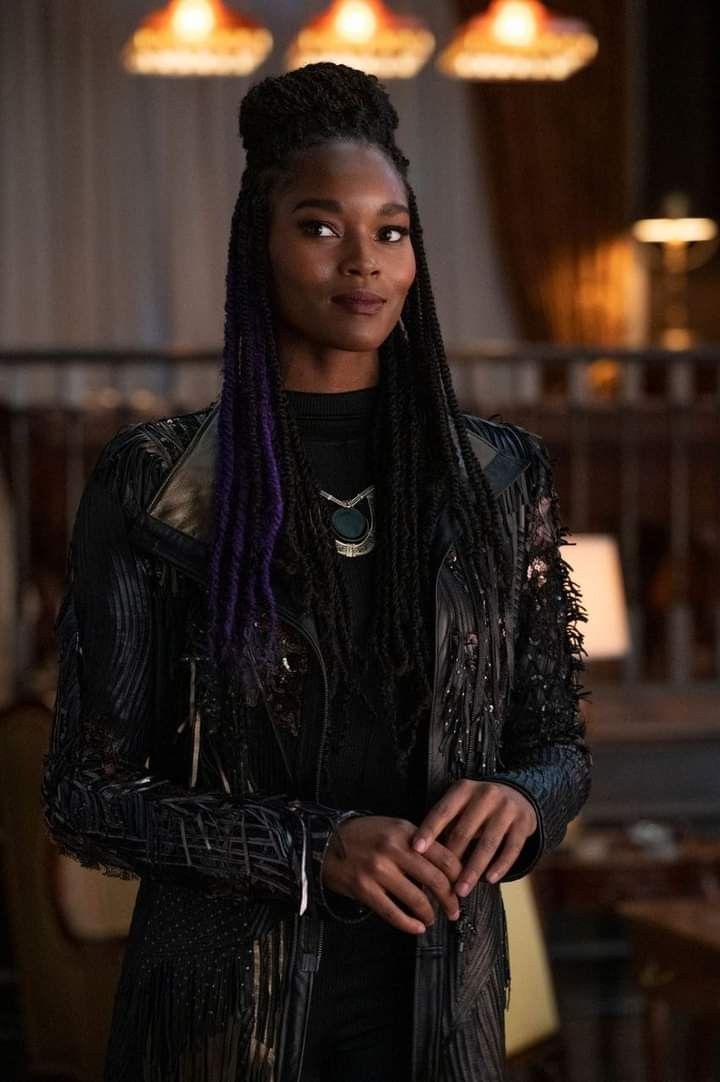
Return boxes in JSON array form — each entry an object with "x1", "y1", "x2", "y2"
[
  {"x1": 319, "y1": 484, "x2": 376, "y2": 557},
  {"x1": 331, "y1": 506, "x2": 367, "y2": 540}
]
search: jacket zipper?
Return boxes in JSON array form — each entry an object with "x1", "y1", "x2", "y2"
[
  {"x1": 282, "y1": 609, "x2": 328, "y2": 975},
  {"x1": 273, "y1": 607, "x2": 328, "y2": 1082},
  {"x1": 427, "y1": 542, "x2": 452, "y2": 799},
  {"x1": 274, "y1": 606, "x2": 329, "y2": 808}
]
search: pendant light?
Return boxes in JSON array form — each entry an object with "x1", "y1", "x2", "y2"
[
  {"x1": 437, "y1": 0, "x2": 598, "y2": 81},
  {"x1": 121, "y1": 0, "x2": 272, "y2": 77},
  {"x1": 286, "y1": 0, "x2": 435, "y2": 79}
]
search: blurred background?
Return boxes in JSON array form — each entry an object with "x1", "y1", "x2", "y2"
[{"x1": 1, "y1": 2, "x2": 719, "y2": 1080}]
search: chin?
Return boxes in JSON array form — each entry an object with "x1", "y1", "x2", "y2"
[
  {"x1": 341, "y1": 336, "x2": 388, "y2": 353},
  {"x1": 304, "y1": 333, "x2": 380, "y2": 353},
  {"x1": 326, "y1": 324, "x2": 397, "y2": 352}
]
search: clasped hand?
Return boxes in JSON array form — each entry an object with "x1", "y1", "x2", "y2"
[{"x1": 322, "y1": 779, "x2": 537, "y2": 935}]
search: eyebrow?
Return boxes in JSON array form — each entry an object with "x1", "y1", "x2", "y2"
[{"x1": 291, "y1": 197, "x2": 410, "y2": 217}]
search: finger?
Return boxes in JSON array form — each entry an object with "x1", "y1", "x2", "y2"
[
  {"x1": 390, "y1": 863, "x2": 442, "y2": 926},
  {"x1": 425, "y1": 839, "x2": 463, "y2": 885},
  {"x1": 443, "y1": 799, "x2": 493, "y2": 862},
  {"x1": 362, "y1": 883, "x2": 429, "y2": 936},
  {"x1": 362, "y1": 844, "x2": 437, "y2": 927},
  {"x1": 411, "y1": 782, "x2": 471, "y2": 854},
  {"x1": 482, "y1": 828, "x2": 529, "y2": 883},
  {"x1": 401, "y1": 851, "x2": 461, "y2": 921},
  {"x1": 455, "y1": 819, "x2": 514, "y2": 897}
]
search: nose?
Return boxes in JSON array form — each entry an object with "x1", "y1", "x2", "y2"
[{"x1": 339, "y1": 231, "x2": 380, "y2": 277}]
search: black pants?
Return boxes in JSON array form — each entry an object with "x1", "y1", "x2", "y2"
[{"x1": 299, "y1": 915, "x2": 415, "y2": 1082}]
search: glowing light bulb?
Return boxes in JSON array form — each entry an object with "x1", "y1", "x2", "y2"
[
  {"x1": 334, "y1": 1, "x2": 378, "y2": 44},
  {"x1": 490, "y1": 1, "x2": 542, "y2": 48},
  {"x1": 171, "y1": 0, "x2": 216, "y2": 42}
]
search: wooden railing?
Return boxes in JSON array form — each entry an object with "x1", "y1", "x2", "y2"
[
  {"x1": 0, "y1": 345, "x2": 718, "y2": 705},
  {"x1": 448, "y1": 344, "x2": 720, "y2": 692}
]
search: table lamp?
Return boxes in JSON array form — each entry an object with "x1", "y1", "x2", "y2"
[{"x1": 566, "y1": 533, "x2": 630, "y2": 661}]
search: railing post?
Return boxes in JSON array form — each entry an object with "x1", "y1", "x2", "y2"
[
  {"x1": 621, "y1": 410, "x2": 642, "y2": 682},
  {"x1": 668, "y1": 408, "x2": 692, "y2": 684}
]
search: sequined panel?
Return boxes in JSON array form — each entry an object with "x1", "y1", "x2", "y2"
[
  {"x1": 437, "y1": 544, "x2": 507, "y2": 781},
  {"x1": 490, "y1": 431, "x2": 592, "y2": 859}
]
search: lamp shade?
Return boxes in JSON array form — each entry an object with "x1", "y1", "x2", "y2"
[
  {"x1": 565, "y1": 534, "x2": 630, "y2": 660},
  {"x1": 436, "y1": 0, "x2": 598, "y2": 82},
  {"x1": 121, "y1": 0, "x2": 273, "y2": 76},
  {"x1": 286, "y1": 0, "x2": 435, "y2": 79},
  {"x1": 632, "y1": 191, "x2": 718, "y2": 245}
]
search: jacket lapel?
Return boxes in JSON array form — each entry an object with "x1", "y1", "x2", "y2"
[
  {"x1": 429, "y1": 426, "x2": 531, "y2": 581},
  {"x1": 129, "y1": 404, "x2": 215, "y2": 587},
  {"x1": 147, "y1": 402, "x2": 218, "y2": 544}
]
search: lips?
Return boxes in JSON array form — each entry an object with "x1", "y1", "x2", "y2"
[{"x1": 331, "y1": 290, "x2": 386, "y2": 315}]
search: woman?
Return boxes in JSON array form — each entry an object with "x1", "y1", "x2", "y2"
[{"x1": 42, "y1": 62, "x2": 591, "y2": 1082}]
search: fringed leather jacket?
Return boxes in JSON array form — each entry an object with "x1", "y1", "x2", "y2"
[{"x1": 41, "y1": 402, "x2": 592, "y2": 1082}]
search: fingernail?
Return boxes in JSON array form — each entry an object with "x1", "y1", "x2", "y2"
[
  {"x1": 456, "y1": 882, "x2": 470, "y2": 897},
  {"x1": 450, "y1": 909, "x2": 460, "y2": 921},
  {"x1": 487, "y1": 871, "x2": 499, "y2": 883},
  {"x1": 415, "y1": 922, "x2": 426, "y2": 934},
  {"x1": 413, "y1": 837, "x2": 427, "y2": 853}
]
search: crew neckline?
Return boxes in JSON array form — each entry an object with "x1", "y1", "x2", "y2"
[{"x1": 284, "y1": 385, "x2": 379, "y2": 419}]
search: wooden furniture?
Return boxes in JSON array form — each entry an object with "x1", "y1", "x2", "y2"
[
  {"x1": 617, "y1": 897, "x2": 720, "y2": 1082},
  {"x1": 531, "y1": 826, "x2": 720, "y2": 1082},
  {"x1": 532, "y1": 828, "x2": 720, "y2": 916},
  {"x1": 580, "y1": 685, "x2": 720, "y2": 828},
  {"x1": 0, "y1": 701, "x2": 135, "y2": 1081}
]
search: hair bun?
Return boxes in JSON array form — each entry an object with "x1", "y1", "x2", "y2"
[{"x1": 238, "y1": 62, "x2": 400, "y2": 163}]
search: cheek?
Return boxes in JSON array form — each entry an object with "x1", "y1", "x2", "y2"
[
  {"x1": 405, "y1": 249, "x2": 417, "y2": 291},
  {"x1": 270, "y1": 252, "x2": 333, "y2": 319},
  {"x1": 391, "y1": 248, "x2": 417, "y2": 307}
]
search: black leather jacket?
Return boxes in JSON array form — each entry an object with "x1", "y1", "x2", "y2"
[{"x1": 42, "y1": 402, "x2": 591, "y2": 1082}]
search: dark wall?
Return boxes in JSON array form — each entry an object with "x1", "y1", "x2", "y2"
[
  {"x1": 637, "y1": 1, "x2": 720, "y2": 342},
  {"x1": 638, "y1": 0, "x2": 720, "y2": 220}
]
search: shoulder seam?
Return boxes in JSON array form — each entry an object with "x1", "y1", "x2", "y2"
[{"x1": 461, "y1": 413, "x2": 539, "y2": 463}]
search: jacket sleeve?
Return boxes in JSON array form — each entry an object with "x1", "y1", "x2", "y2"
[
  {"x1": 491, "y1": 432, "x2": 593, "y2": 882},
  {"x1": 40, "y1": 425, "x2": 368, "y2": 917}
]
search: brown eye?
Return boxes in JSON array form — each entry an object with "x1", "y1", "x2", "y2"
[
  {"x1": 381, "y1": 225, "x2": 410, "y2": 242},
  {"x1": 298, "y1": 219, "x2": 336, "y2": 237}
]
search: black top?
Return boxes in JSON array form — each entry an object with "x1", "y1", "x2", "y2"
[{"x1": 285, "y1": 385, "x2": 411, "y2": 819}]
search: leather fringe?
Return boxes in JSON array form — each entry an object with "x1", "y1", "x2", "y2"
[{"x1": 105, "y1": 916, "x2": 292, "y2": 1082}]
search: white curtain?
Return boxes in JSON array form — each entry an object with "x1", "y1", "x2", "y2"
[{"x1": 1, "y1": 0, "x2": 516, "y2": 353}]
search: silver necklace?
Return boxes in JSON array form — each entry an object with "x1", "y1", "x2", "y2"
[{"x1": 319, "y1": 484, "x2": 376, "y2": 557}]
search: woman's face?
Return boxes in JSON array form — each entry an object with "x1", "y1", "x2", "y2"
[{"x1": 267, "y1": 140, "x2": 416, "y2": 359}]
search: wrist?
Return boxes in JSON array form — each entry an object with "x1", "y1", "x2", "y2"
[{"x1": 313, "y1": 810, "x2": 374, "y2": 924}]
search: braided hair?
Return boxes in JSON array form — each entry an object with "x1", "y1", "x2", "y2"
[{"x1": 209, "y1": 62, "x2": 509, "y2": 772}]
